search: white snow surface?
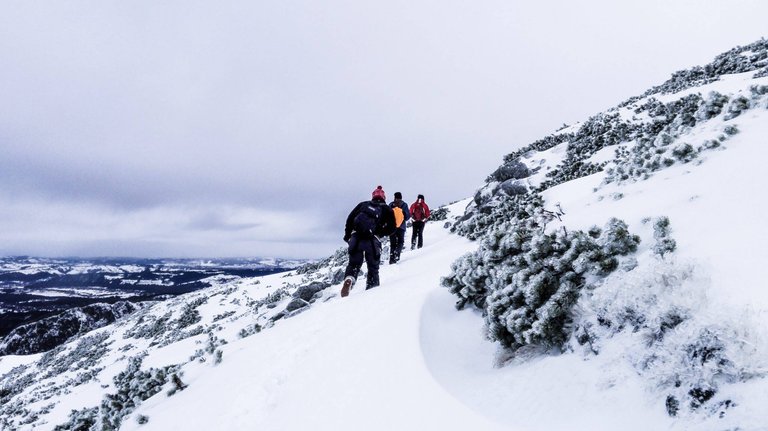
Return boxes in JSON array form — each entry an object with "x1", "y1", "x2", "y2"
[{"x1": 121, "y1": 222, "x2": 672, "y2": 431}]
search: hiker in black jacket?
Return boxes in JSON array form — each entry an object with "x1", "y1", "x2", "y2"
[{"x1": 341, "y1": 186, "x2": 396, "y2": 297}]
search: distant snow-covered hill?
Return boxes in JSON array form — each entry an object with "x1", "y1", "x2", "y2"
[{"x1": 2, "y1": 38, "x2": 768, "y2": 431}]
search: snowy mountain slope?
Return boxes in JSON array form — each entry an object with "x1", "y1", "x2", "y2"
[
  {"x1": 441, "y1": 39, "x2": 768, "y2": 429},
  {"x1": 437, "y1": 97, "x2": 768, "y2": 430},
  {"x1": 3, "y1": 39, "x2": 768, "y2": 431}
]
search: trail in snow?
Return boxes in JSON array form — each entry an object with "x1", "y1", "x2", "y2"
[{"x1": 123, "y1": 223, "x2": 508, "y2": 431}]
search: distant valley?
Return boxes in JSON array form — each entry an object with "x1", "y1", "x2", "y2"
[{"x1": 0, "y1": 256, "x2": 307, "y2": 338}]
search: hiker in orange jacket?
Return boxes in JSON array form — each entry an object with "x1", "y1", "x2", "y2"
[
  {"x1": 388, "y1": 192, "x2": 410, "y2": 264},
  {"x1": 409, "y1": 194, "x2": 430, "y2": 250}
]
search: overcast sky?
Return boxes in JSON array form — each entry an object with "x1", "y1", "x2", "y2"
[{"x1": 1, "y1": 1, "x2": 766, "y2": 258}]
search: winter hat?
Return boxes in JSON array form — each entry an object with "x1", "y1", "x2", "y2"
[
  {"x1": 394, "y1": 192, "x2": 402, "y2": 200},
  {"x1": 417, "y1": 194, "x2": 424, "y2": 201},
  {"x1": 372, "y1": 185, "x2": 386, "y2": 201}
]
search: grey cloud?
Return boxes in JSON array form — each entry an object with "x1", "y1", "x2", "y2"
[{"x1": 1, "y1": 0, "x2": 767, "y2": 257}]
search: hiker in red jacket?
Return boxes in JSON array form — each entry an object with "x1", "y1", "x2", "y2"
[{"x1": 409, "y1": 194, "x2": 430, "y2": 250}]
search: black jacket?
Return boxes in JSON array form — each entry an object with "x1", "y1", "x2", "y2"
[{"x1": 344, "y1": 198, "x2": 396, "y2": 240}]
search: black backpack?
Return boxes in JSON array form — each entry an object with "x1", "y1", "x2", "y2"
[{"x1": 353, "y1": 203, "x2": 382, "y2": 237}]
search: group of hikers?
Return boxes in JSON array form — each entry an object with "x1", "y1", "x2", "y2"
[{"x1": 341, "y1": 186, "x2": 431, "y2": 297}]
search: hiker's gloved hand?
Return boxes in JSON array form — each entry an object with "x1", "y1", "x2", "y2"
[{"x1": 343, "y1": 234, "x2": 351, "y2": 243}]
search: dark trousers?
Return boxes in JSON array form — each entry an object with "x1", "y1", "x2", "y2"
[
  {"x1": 411, "y1": 221, "x2": 425, "y2": 249},
  {"x1": 389, "y1": 229, "x2": 406, "y2": 263},
  {"x1": 344, "y1": 234, "x2": 382, "y2": 289}
]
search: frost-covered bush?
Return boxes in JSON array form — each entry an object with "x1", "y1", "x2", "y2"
[
  {"x1": 53, "y1": 356, "x2": 180, "y2": 430},
  {"x1": 175, "y1": 297, "x2": 207, "y2": 329},
  {"x1": 124, "y1": 312, "x2": 173, "y2": 340},
  {"x1": 723, "y1": 124, "x2": 739, "y2": 136},
  {"x1": 724, "y1": 95, "x2": 751, "y2": 120},
  {"x1": 487, "y1": 160, "x2": 531, "y2": 182},
  {"x1": 652, "y1": 216, "x2": 677, "y2": 258},
  {"x1": 99, "y1": 356, "x2": 180, "y2": 429},
  {"x1": 695, "y1": 92, "x2": 729, "y2": 121},
  {"x1": 444, "y1": 217, "x2": 639, "y2": 354},
  {"x1": 428, "y1": 206, "x2": 449, "y2": 222},
  {"x1": 574, "y1": 259, "x2": 768, "y2": 419},
  {"x1": 671, "y1": 143, "x2": 697, "y2": 163},
  {"x1": 53, "y1": 407, "x2": 98, "y2": 431},
  {"x1": 452, "y1": 193, "x2": 546, "y2": 241},
  {"x1": 502, "y1": 133, "x2": 573, "y2": 164}
]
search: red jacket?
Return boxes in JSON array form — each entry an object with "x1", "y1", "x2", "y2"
[{"x1": 410, "y1": 200, "x2": 430, "y2": 222}]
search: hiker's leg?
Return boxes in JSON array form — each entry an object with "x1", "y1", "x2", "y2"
[
  {"x1": 388, "y1": 233, "x2": 398, "y2": 264},
  {"x1": 394, "y1": 229, "x2": 405, "y2": 261},
  {"x1": 344, "y1": 236, "x2": 363, "y2": 281},
  {"x1": 413, "y1": 221, "x2": 424, "y2": 248},
  {"x1": 365, "y1": 238, "x2": 382, "y2": 289}
]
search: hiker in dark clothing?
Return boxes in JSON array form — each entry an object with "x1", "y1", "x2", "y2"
[
  {"x1": 341, "y1": 186, "x2": 396, "y2": 297},
  {"x1": 388, "y1": 192, "x2": 410, "y2": 264},
  {"x1": 410, "y1": 194, "x2": 430, "y2": 250}
]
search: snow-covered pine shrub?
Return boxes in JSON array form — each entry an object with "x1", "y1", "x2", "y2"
[
  {"x1": 724, "y1": 95, "x2": 751, "y2": 120},
  {"x1": 501, "y1": 133, "x2": 573, "y2": 165},
  {"x1": 238, "y1": 323, "x2": 262, "y2": 338},
  {"x1": 124, "y1": 311, "x2": 173, "y2": 340},
  {"x1": 671, "y1": 143, "x2": 697, "y2": 163},
  {"x1": 750, "y1": 84, "x2": 768, "y2": 98},
  {"x1": 442, "y1": 249, "x2": 493, "y2": 310},
  {"x1": 451, "y1": 193, "x2": 546, "y2": 241},
  {"x1": 487, "y1": 159, "x2": 531, "y2": 182},
  {"x1": 444, "y1": 217, "x2": 639, "y2": 354},
  {"x1": 429, "y1": 207, "x2": 449, "y2": 222},
  {"x1": 97, "y1": 356, "x2": 180, "y2": 429},
  {"x1": 653, "y1": 216, "x2": 677, "y2": 258},
  {"x1": 53, "y1": 407, "x2": 98, "y2": 431},
  {"x1": 175, "y1": 297, "x2": 207, "y2": 329},
  {"x1": 574, "y1": 256, "x2": 768, "y2": 419},
  {"x1": 695, "y1": 91, "x2": 729, "y2": 121},
  {"x1": 723, "y1": 124, "x2": 739, "y2": 136},
  {"x1": 166, "y1": 373, "x2": 188, "y2": 396}
]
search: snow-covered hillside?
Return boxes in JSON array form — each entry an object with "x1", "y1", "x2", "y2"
[{"x1": 3, "y1": 39, "x2": 768, "y2": 431}]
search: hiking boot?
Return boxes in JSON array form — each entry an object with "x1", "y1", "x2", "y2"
[{"x1": 340, "y1": 276, "x2": 355, "y2": 297}]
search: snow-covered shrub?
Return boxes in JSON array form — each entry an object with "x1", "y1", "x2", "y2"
[
  {"x1": 175, "y1": 297, "x2": 207, "y2": 329},
  {"x1": 52, "y1": 355, "x2": 181, "y2": 431},
  {"x1": 452, "y1": 193, "x2": 546, "y2": 241},
  {"x1": 671, "y1": 143, "x2": 697, "y2": 163},
  {"x1": 124, "y1": 311, "x2": 173, "y2": 341},
  {"x1": 652, "y1": 216, "x2": 677, "y2": 258},
  {"x1": 498, "y1": 179, "x2": 528, "y2": 196},
  {"x1": 443, "y1": 250, "x2": 491, "y2": 310},
  {"x1": 428, "y1": 206, "x2": 449, "y2": 222},
  {"x1": 53, "y1": 407, "x2": 98, "y2": 431},
  {"x1": 502, "y1": 133, "x2": 573, "y2": 165},
  {"x1": 238, "y1": 323, "x2": 262, "y2": 338},
  {"x1": 97, "y1": 356, "x2": 180, "y2": 429},
  {"x1": 487, "y1": 160, "x2": 531, "y2": 182},
  {"x1": 444, "y1": 218, "x2": 639, "y2": 354},
  {"x1": 724, "y1": 95, "x2": 751, "y2": 121},
  {"x1": 695, "y1": 92, "x2": 729, "y2": 121},
  {"x1": 574, "y1": 258, "x2": 768, "y2": 419},
  {"x1": 723, "y1": 124, "x2": 739, "y2": 136}
]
